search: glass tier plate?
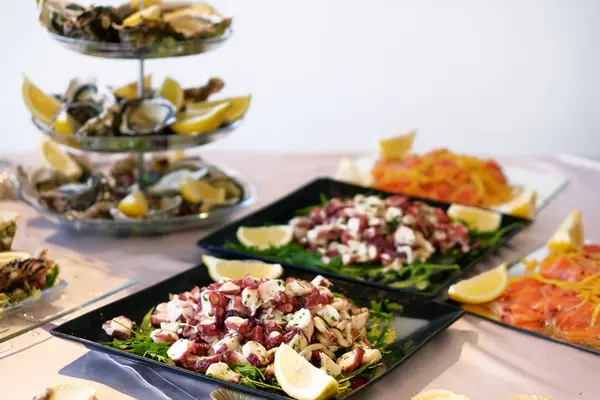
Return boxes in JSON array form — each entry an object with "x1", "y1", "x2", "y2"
[
  {"x1": 10, "y1": 166, "x2": 257, "y2": 236},
  {"x1": 47, "y1": 28, "x2": 232, "y2": 59},
  {"x1": 32, "y1": 117, "x2": 243, "y2": 153},
  {"x1": 0, "y1": 242, "x2": 137, "y2": 343}
]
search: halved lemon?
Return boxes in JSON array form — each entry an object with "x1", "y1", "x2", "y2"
[
  {"x1": 547, "y1": 210, "x2": 584, "y2": 253},
  {"x1": 377, "y1": 129, "x2": 416, "y2": 161},
  {"x1": 122, "y1": 4, "x2": 162, "y2": 26},
  {"x1": 236, "y1": 226, "x2": 293, "y2": 250},
  {"x1": 505, "y1": 188, "x2": 537, "y2": 219},
  {"x1": 448, "y1": 263, "x2": 508, "y2": 304},
  {"x1": 170, "y1": 103, "x2": 230, "y2": 135},
  {"x1": 180, "y1": 178, "x2": 226, "y2": 204},
  {"x1": 412, "y1": 390, "x2": 471, "y2": 400},
  {"x1": 113, "y1": 75, "x2": 152, "y2": 99},
  {"x1": 447, "y1": 204, "x2": 502, "y2": 232},
  {"x1": 39, "y1": 139, "x2": 83, "y2": 180},
  {"x1": 22, "y1": 77, "x2": 76, "y2": 134},
  {"x1": 117, "y1": 189, "x2": 149, "y2": 218},
  {"x1": 274, "y1": 343, "x2": 339, "y2": 400},
  {"x1": 158, "y1": 77, "x2": 184, "y2": 110},
  {"x1": 186, "y1": 95, "x2": 251, "y2": 124},
  {"x1": 334, "y1": 157, "x2": 372, "y2": 186},
  {"x1": 202, "y1": 254, "x2": 283, "y2": 282},
  {"x1": 507, "y1": 396, "x2": 552, "y2": 400}
]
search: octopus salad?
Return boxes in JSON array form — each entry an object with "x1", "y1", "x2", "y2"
[{"x1": 102, "y1": 274, "x2": 386, "y2": 390}]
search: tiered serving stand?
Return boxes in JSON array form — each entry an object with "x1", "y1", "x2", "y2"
[{"x1": 15, "y1": 2, "x2": 257, "y2": 236}]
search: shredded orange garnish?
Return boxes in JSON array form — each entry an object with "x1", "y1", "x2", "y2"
[
  {"x1": 371, "y1": 149, "x2": 513, "y2": 207},
  {"x1": 483, "y1": 244, "x2": 600, "y2": 350}
]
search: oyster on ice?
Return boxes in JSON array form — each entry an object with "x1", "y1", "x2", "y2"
[{"x1": 119, "y1": 98, "x2": 176, "y2": 135}]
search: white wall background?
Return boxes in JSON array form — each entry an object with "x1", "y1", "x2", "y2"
[{"x1": 3, "y1": 0, "x2": 600, "y2": 155}]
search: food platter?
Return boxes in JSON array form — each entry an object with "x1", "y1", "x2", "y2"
[
  {"x1": 51, "y1": 256, "x2": 463, "y2": 400},
  {"x1": 354, "y1": 154, "x2": 569, "y2": 213},
  {"x1": 10, "y1": 164, "x2": 257, "y2": 236},
  {"x1": 32, "y1": 116, "x2": 243, "y2": 153},
  {"x1": 197, "y1": 178, "x2": 528, "y2": 296},
  {"x1": 47, "y1": 28, "x2": 233, "y2": 59},
  {"x1": 459, "y1": 241, "x2": 600, "y2": 356}
]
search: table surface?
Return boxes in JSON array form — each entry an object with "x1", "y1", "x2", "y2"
[{"x1": 2, "y1": 152, "x2": 600, "y2": 399}]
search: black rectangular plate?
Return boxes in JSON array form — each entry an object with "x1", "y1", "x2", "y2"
[
  {"x1": 51, "y1": 258, "x2": 464, "y2": 399},
  {"x1": 196, "y1": 177, "x2": 529, "y2": 297},
  {"x1": 456, "y1": 250, "x2": 600, "y2": 357}
]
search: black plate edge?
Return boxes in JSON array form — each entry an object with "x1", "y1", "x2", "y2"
[
  {"x1": 196, "y1": 177, "x2": 530, "y2": 297},
  {"x1": 450, "y1": 252, "x2": 600, "y2": 357}
]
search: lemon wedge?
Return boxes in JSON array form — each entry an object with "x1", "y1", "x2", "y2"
[
  {"x1": 507, "y1": 396, "x2": 552, "y2": 400},
  {"x1": 505, "y1": 188, "x2": 537, "y2": 219},
  {"x1": 122, "y1": 4, "x2": 162, "y2": 26},
  {"x1": 113, "y1": 75, "x2": 152, "y2": 99},
  {"x1": 171, "y1": 103, "x2": 230, "y2": 135},
  {"x1": 448, "y1": 263, "x2": 508, "y2": 304},
  {"x1": 117, "y1": 189, "x2": 149, "y2": 218},
  {"x1": 158, "y1": 77, "x2": 184, "y2": 110},
  {"x1": 39, "y1": 139, "x2": 83, "y2": 180},
  {"x1": 334, "y1": 157, "x2": 372, "y2": 186},
  {"x1": 180, "y1": 178, "x2": 226, "y2": 204},
  {"x1": 186, "y1": 95, "x2": 252, "y2": 124},
  {"x1": 547, "y1": 210, "x2": 584, "y2": 253},
  {"x1": 412, "y1": 390, "x2": 471, "y2": 400},
  {"x1": 202, "y1": 254, "x2": 283, "y2": 282},
  {"x1": 377, "y1": 129, "x2": 416, "y2": 162},
  {"x1": 22, "y1": 77, "x2": 76, "y2": 134},
  {"x1": 237, "y1": 226, "x2": 293, "y2": 250},
  {"x1": 274, "y1": 343, "x2": 339, "y2": 400},
  {"x1": 130, "y1": 0, "x2": 162, "y2": 11},
  {"x1": 447, "y1": 204, "x2": 502, "y2": 232}
]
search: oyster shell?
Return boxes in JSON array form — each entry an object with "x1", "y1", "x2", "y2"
[
  {"x1": 164, "y1": 156, "x2": 207, "y2": 174},
  {"x1": 163, "y1": 3, "x2": 232, "y2": 39},
  {"x1": 48, "y1": 3, "x2": 123, "y2": 42},
  {"x1": 184, "y1": 77, "x2": 224, "y2": 103},
  {"x1": 38, "y1": 173, "x2": 115, "y2": 215},
  {"x1": 147, "y1": 168, "x2": 208, "y2": 195},
  {"x1": 119, "y1": 98, "x2": 176, "y2": 135},
  {"x1": 210, "y1": 388, "x2": 261, "y2": 400},
  {"x1": 117, "y1": 19, "x2": 182, "y2": 48},
  {"x1": 64, "y1": 77, "x2": 116, "y2": 109},
  {"x1": 33, "y1": 380, "x2": 97, "y2": 400},
  {"x1": 17, "y1": 166, "x2": 72, "y2": 194}
]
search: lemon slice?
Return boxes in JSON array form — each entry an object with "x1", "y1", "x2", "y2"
[
  {"x1": 507, "y1": 396, "x2": 552, "y2": 400},
  {"x1": 180, "y1": 178, "x2": 226, "y2": 204},
  {"x1": 412, "y1": 390, "x2": 471, "y2": 400},
  {"x1": 158, "y1": 77, "x2": 184, "y2": 110},
  {"x1": 237, "y1": 226, "x2": 293, "y2": 250},
  {"x1": 0, "y1": 251, "x2": 31, "y2": 267},
  {"x1": 547, "y1": 210, "x2": 583, "y2": 253},
  {"x1": 39, "y1": 139, "x2": 83, "y2": 180},
  {"x1": 274, "y1": 343, "x2": 339, "y2": 400},
  {"x1": 448, "y1": 263, "x2": 508, "y2": 304},
  {"x1": 505, "y1": 188, "x2": 537, "y2": 219},
  {"x1": 334, "y1": 157, "x2": 372, "y2": 186},
  {"x1": 377, "y1": 129, "x2": 416, "y2": 162},
  {"x1": 122, "y1": 4, "x2": 162, "y2": 26},
  {"x1": 22, "y1": 77, "x2": 76, "y2": 134},
  {"x1": 447, "y1": 204, "x2": 502, "y2": 232},
  {"x1": 186, "y1": 95, "x2": 252, "y2": 124},
  {"x1": 170, "y1": 103, "x2": 230, "y2": 135},
  {"x1": 202, "y1": 254, "x2": 283, "y2": 282},
  {"x1": 113, "y1": 75, "x2": 152, "y2": 99},
  {"x1": 117, "y1": 189, "x2": 149, "y2": 218}
]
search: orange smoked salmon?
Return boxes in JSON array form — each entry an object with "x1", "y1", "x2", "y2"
[{"x1": 484, "y1": 244, "x2": 600, "y2": 350}]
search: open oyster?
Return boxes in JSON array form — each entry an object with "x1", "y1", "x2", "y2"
[
  {"x1": 37, "y1": 173, "x2": 115, "y2": 215},
  {"x1": 64, "y1": 77, "x2": 116, "y2": 109},
  {"x1": 119, "y1": 98, "x2": 176, "y2": 135}
]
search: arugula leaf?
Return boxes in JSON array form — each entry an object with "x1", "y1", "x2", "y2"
[
  {"x1": 106, "y1": 334, "x2": 174, "y2": 366},
  {"x1": 139, "y1": 307, "x2": 155, "y2": 334},
  {"x1": 45, "y1": 264, "x2": 60, "y2": 288}
]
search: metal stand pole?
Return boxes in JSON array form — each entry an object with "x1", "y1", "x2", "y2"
[{"x1": 136, "y1": 0, "x2": 146, "y2": 191}]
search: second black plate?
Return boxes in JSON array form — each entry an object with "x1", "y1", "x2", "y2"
[
  {"x1": 51, "y1": 257, "x2": 463, "y2": 399},
  {"x1": 197, "y1": 177, "x2": 528, "y2": 297}
]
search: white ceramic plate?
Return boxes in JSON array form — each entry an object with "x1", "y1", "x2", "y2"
[{"x1": 354, "y1": 154, "x2": 569, "y2": 212}]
